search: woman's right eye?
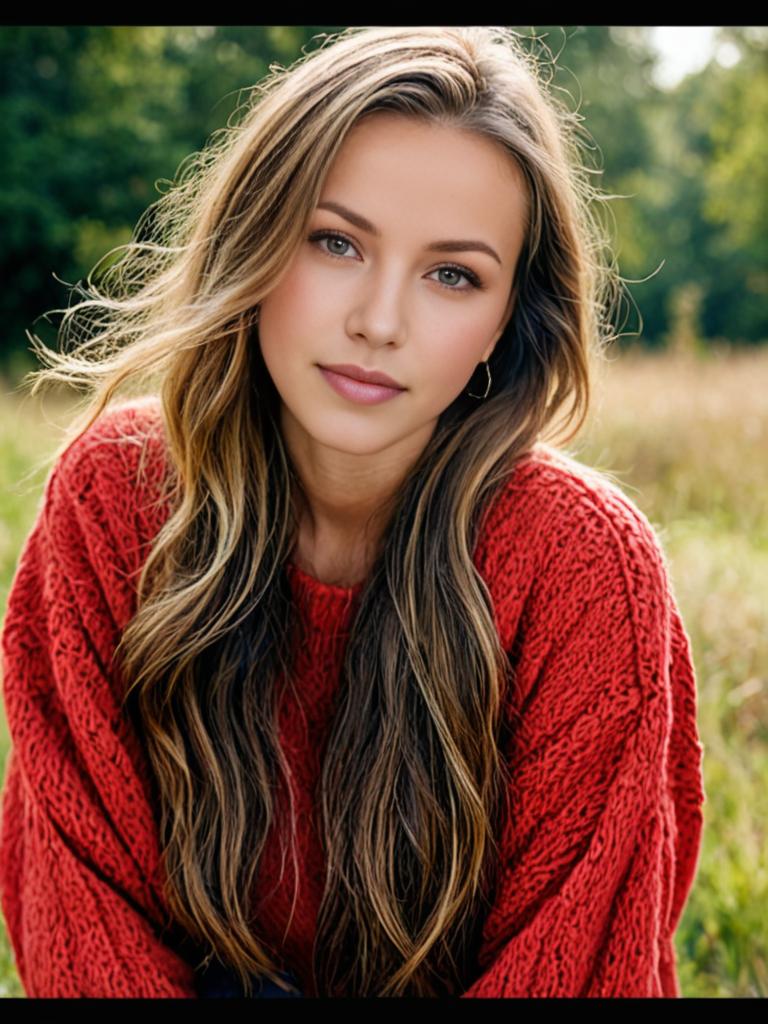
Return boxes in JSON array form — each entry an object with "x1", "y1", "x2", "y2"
[{"x1": 308, "y1": 230, "x2": 359, "y2": 260}]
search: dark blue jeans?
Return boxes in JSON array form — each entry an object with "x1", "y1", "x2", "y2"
[{"x1": 196, "y1": 957, "x2": 304, "y2": 998}]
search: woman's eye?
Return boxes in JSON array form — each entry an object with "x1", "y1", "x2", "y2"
[
  {"x1": 431, "y1": 267, "x2": 476, "y2": 291},
  {"x1": 309, "y1": 231, "x2": 358, "y2": 259},
  {"x1": 308, "y1": 230, "x2": 482, "y2": 292},
  {"x1": 324, "y1": 235, "x2": 355, "y2": 257}
]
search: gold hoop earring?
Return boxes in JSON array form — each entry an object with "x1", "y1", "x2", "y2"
[{"x1": 466, "y1": 360, "x2": 492, "y2": 400}]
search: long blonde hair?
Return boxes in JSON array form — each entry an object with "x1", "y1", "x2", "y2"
[{"x1": 21, "y1": 26, "x2": 621, "y2": 996}]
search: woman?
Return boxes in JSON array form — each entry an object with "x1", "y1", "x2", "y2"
[{"x1": 0, "y1": 26, "x2": 705, "y2": 998}]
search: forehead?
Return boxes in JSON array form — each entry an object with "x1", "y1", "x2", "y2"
[{"x1": 320, "y1": 113, "x2": 528, "y2": 249}]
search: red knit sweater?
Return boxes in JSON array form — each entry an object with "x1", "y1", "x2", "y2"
[{"x1": 0, "y1": 398, "x2": 705, "y2": 998}]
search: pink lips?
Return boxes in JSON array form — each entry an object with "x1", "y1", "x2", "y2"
[
  {"x1": 320, "y1": 363, "x2": 403, "y2": 388},
  {"x1": 318, "y1": 365, "x2": 406, "y2": 405}
]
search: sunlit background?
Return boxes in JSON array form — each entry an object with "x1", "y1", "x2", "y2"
[
  {"x1": 0, "y1": 26, "x2": 766, "y2": 998},
  {"x1": 649, "y1": 26, "x2": 738, "y2": 88}
]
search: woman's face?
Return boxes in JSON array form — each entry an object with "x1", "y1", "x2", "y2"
[{"x1": 258, "y1": 113, "x2": 528, "y2": 461}]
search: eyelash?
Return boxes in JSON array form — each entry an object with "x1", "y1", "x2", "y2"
[{"x1": 307, "y1": 229, "x2": 484, "y2": 293}]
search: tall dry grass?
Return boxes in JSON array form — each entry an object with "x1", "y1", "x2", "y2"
[{"x1": 577, "y1": 344, "x2": 768, "y2": 997}]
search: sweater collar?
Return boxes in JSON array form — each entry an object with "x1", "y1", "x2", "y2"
[{"x1": 285, "y1": 559, "x2": 364, "y2": 629}]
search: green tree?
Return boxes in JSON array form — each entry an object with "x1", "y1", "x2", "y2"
[
  {"x1": 700, "y1": 28, "x2": 768, "y2": 342},
  {"x1": 0, "y1": 26, "x2": 343, "y2": 369},
  {"x1": 2, "y1": 25, "x2": 765, "y2": 373}
]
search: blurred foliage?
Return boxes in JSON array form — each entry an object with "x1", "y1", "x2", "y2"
[{"x1": 0, "y1": 25, "x2": 766, "y2": 371}]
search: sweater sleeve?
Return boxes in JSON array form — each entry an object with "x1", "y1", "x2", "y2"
[
  {"x1": 462, "y1": 498, "x2": 706, "y2": 998},
  {"x1": 0, "y1": 454, "x2": 199, "y2": 997}
]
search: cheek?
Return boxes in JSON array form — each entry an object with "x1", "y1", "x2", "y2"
[
  {"x1": 258, "y1": 265, "x2": 328, "y2": 370},
  {"x1": 427, "y1": 329, "x2": 491, "y2": 394},
  {"x1": 265, "y1": 254, "x2": 335, "y2": 323}
]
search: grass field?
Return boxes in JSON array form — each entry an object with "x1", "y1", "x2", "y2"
[{"x1": 1, "y1": 345, "x2": 766, "y2": 997}]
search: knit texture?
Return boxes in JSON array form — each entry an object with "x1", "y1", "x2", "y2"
[{"x1": 0, "y1": 398, "x2": 705, "y2": 997}]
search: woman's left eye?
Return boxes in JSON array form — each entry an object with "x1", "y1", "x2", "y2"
[
  {"x1": 430, "y1": 266, "x2": 481, "y2": 291},
  {"x1": 307, "y1": 230, "x2": 483, "y2": 292}
]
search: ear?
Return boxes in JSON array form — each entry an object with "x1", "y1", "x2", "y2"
[{"x1": 482, "y1": 284, "x2": 518, "y2": 362}]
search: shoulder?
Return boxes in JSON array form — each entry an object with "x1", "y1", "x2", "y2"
[
  {"x1": 50, "y1": 395, "x2": 166, "y2": 495},
  {"x1": 479, "y1": 442, "x2": 675, "y2": 649},
  {"x1": 42, "y1": 396, "x2": 170, "y2": 568},
  {"x1": 481, "y1": 441, "x2": 672, "y2": 580},
  {"x1": 47, "y1": 395, "x2": 168, "y2": 508},
  {"x1": 3, "y1": 399, "x2": 169, "y2": 640}
]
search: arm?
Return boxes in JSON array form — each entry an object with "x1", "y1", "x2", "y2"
[
  {"x1": 0, "y1": 457, "x2": 199, "y2": 997},
  {"x1": 462, "y1": 503, "x2": 705, "y2": 997}
]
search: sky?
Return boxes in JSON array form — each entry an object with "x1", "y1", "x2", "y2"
[{"x1": 647, "y1": 27, "x2": 740, "y2": 89}]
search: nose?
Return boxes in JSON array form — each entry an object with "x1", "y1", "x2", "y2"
[{"x1": 346, "y1": 273, "x2": 408, "y2": 348}]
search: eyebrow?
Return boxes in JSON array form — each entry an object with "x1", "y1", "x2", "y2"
[{"x1": 316, "y1": 200, "x2": 502, "y2": 266}]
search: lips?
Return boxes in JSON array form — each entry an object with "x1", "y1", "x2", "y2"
[{"x1": 318, "y1": 363, "x2": 404, "y2": 389}]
